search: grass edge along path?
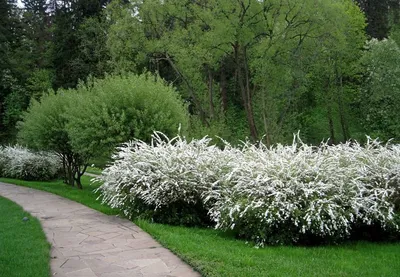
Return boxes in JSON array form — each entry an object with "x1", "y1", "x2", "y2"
[
  {"x1": 1, "y1": 177, "x2": 400, "y2": 277},
  {"x1": 0, "y1": 195, "x2": 50, "y2": 277}
]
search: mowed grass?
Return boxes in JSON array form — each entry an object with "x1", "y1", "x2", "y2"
[
  {"x1": 1, "y1": 177, "x2": 400, "y2": 276},
  {"x1": 0, "y1": 196, "x2": 50, "y2": 277},
  {"x1": 137, "y1": 220, "x2": 400, "y2": 277},
  {"x1": 85, "y1": 166, "x2": 103, "y2": 175}
]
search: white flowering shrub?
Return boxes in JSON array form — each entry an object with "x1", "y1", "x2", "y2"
[
  {"x1": 0, "y1": 145, "x2": 61, "y2": 181},
  {"x1": 98, "y1": 133, "x2": 400, "y2": 245},
  {"x1": 96, "y1": 132, "x2": 234, "y2": 226},
  {"x1": 209, "y1": 137, "x2": 400, "y2": 245}
]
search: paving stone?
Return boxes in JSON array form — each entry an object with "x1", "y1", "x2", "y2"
[
  {"x1": 140, "y1": 260, "x2": 170, "y2": 275},
  {"x1": 65, "y1": 268, "x2": 97, "y2": 277},
  {"x1": 0, "y1": 183, "x2": 200, "y2": 277}
]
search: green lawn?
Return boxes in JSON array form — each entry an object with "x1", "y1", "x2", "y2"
[
  {"x1": 0, "y1": 196, "x2": 50, "y2": 277},
  {"x1": 138, "y1": 220, "x2": 400, "y2": 277},
  {"x1": 85, "y1": 166, "x2": 103, "y2": 175},
  {"x1": 1, "y1": 177, "x2": 399, "y2": 277}
]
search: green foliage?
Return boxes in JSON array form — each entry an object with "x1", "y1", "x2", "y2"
[
  {"x1": 123, "y1": 198, "x2": 211, "y2": 227},
  {"x1": 105, "y1": 0, "x2": 146, "y2": 73},
  {"x1": 294, "y1": 0, "x2": 367, "y2": 144},
  {"x1": 25, "y1": 69, "x2": 53, "y2": 100},
  {"x1": 360, "y1": 38, "x2": 400, "y2": 142},
  {"x1": 355, "y1": 0, "x2": 400, "y2": 39},
  {"x1": 66, "y1": 73, "x2": 189, "y2": 158},
  {"x1": 105, "y1": 0, "x2": 368, "y2": 145},
  {"x1": 0, "y1": 0, "x2": 397, "y2": 148},
  {"x1": 72, "y1": 16, "x2": 111, "y2": 80},
  {"x1": 17, "y1": 90, "x2": 87, "y2": 188},
  {"x1": 17, "y1": 73, "x2": 188, "y2": 187},
  {"x1": 18, "y1": 90, "x2": 72, "y2": 152},
  {"x1": 0, "y1": 70, "x2": 29, "y2": 139}
]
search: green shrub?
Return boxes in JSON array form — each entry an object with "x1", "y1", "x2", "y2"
[
  {"x1": 17, "y1": 90, "x2": 87, "y2": 188},
  {"x1": 66, "y1": 73, "x2": 189, "y2": 159}
]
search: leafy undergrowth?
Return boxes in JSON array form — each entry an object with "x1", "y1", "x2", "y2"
[
  {"x1": 1, "y1": 177, "x2": 400, "y2": 276},
  {"x1": 0, "y1": 196, "x2": 50, "y2": 277}
]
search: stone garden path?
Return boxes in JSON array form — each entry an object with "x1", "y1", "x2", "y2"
[{"x1": 0, "y1": 183, "x2": 200, "y2": 277}]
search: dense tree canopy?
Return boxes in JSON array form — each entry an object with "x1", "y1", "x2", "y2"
[
  {"x1": 0, "y1": 0, "x2": 399, "y2": 148},
  {"x1": 105, "y1": 0, "x2": 368, "y2": 144}
]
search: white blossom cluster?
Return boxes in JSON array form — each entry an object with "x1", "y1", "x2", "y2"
[
  {"x1": 96, "y1": 132, "x2": 234, "y2": 217},
  {"x1": 98, "y1": 133, "x2": 400, "y2": 245},
  {"x1": 210, "y1": 137, "x2": 400, "y2": 244},
  {"x1": 0, "y1": 145, "x2": 61, "y2": 180}
]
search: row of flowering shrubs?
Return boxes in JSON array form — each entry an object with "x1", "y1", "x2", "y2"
[
  {"x1": 0, "y1": 145, "x2": 61, "y2": 181},
  {"x1": 97, "y1": 133, "x2": 400, "y2": 245}
]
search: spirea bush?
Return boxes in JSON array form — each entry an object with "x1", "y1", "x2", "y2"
[
  {"x1": 97, "y1": 134, "x2": 400, "y2": 245},
  {"x1": 96, "y1": 132, "x2": 233, "y2": 226},
  {"x1": 0, "y1": 145, "x2": 61, "y2": 181},
  {"x1": 210, "y1": 138, "x2": 400, "y2": 245}
]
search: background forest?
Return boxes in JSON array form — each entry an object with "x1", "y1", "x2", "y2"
[{"x1": 1, "y1": 0, "x2": 400, "y2": 147}]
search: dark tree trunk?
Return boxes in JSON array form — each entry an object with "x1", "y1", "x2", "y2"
[
  {"x1": 72, "y1": 157, "x2": 87, "y2": 190},
  {"x1": 164, "y1": 53, "x2": 209, "y2": 126},
  {"x1": 75, "y1": 178, "x2": 82, "y2": 189},
  {"x1": 243, "y1": 49, "x2": 258, "y2": 141},
  {"x1": 61, "y1": 153, "x2": 86, "y2": 189},
  {"x1": 235, "y1": 43, "x2": 258, "y2": 142},
  {"x1": 208, "y1": 67, "x2": 215, "y2": 118},
  {"x1": 220, "y1": 62, "x2": 228, "y2": 112},
  {"x1": 67, "y1": 161, "x2": 75, "y2": 187},
  {"x1": 327, "y1": 104, "x2": 336, "y2": 145},
  {"x1": 337, "y1": 75, "x2": 350, "y2": 141}
]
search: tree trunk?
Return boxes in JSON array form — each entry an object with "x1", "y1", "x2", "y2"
[
  {"x1": 61, "y1": 153, "x2": 87, "y2": 189},
  {"x1": 337, "y1": 74, "x2": 350, "y2": 141},
  {"x1": 62, "y1": 155, "x2": 68, "y2": 184},
  {"x1": 327, "y1": 104, "x2": 336, "y2": 145},
  {"x1": 220, "y1": 62, "x2": 228, "y2": 113},
  {"x1": 235, "y1": 43, "x2": 258, "y2": 142},
  {"x1": 66, "y1": 160, "x2": 75, "y2": 187},
  {"x1": 75, "y1": 175, "x2": 83, "y2": 189},
  {"x1": 261, "y1": 93, "x2": 271, "y2": 147},
  {"x1": 208, "y1": 67, "x2": 215, "y2": 118},
  {"x1": 73, "y1": 158, "x2": 87, "y2": 190},
  {"x1": 163, "y1": 53, "x2": 209, "y2": 126}
]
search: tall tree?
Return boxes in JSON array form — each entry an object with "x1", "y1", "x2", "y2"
[
  {"x1": 0, "y1": 0, "x2": 26, "y2": 142},
  {"x1": 356, "y1": 0, "x2": 400, "y2": 39},
  {"x1": 106, "y1": 0, "x2": 366, "y2": 144},
  {"x1": 52, "y1": 0, "x2": 111, "y2": 88},
  {"x1": 360, "y1": 38, "x2": 400, "y2": 141},
  {"x1": 22, "y1": 0, "x2": 52, "y2": 68}
]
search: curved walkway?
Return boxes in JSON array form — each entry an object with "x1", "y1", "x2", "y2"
[{"x1": 0, "y1": 183, "x2": 200, "y2": 277}]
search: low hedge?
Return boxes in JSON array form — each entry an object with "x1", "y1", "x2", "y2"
[
  {"x1": 97, "y1": 134, "x2": 400, "y2": 245},
  {"x1": 0, "y1": 145, "x2": 61, "y2": 181}
]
